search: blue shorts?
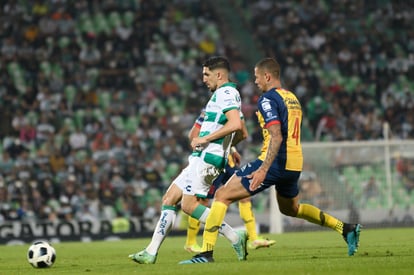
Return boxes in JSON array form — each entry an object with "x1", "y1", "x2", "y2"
[
  {"x1": 235, "y1": 159, "x2": 300, "y2": 198},
  {"x1": 206, "y1": 165, "x2": 237, "y2": 199}
]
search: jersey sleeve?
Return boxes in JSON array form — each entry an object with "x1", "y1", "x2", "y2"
[
  {"x1": 218, "y1": 88, "x2": 241, "y2": 113},
  {"x1": 194, "y1": 110, "x2": 205, "y2": 128},
  {"x1": 257, "y1": 95, "x2": 280, "y2": 128}
]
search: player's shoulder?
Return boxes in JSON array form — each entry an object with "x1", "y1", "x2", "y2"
[{"x1": 217, "y1": 82, "x2": 238, "y2": 92}]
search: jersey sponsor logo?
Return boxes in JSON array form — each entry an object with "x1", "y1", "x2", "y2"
[
  {"x1": 261, "y1": 99, "x2": 271, "y2": 111},
  {"x1": 185, "y1": 185, "x2": 192, "y2": 192}
]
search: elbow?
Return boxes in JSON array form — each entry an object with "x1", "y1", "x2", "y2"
[{"x1": 233, "y1": 120, "x2": 243, "y2": 132}]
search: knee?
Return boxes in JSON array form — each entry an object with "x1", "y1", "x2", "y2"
[
  {"x1": 181, "y1": 204, "x2": 192, "y2": 215},
  {"x1": 279, "y1": 205, "x2": 299, "y2": 217},
  {"x1": 214, "y1": 188, "x2": 232, "y2": 205}
]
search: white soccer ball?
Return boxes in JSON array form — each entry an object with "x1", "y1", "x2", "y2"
[{"x1": 27, "y1": 241, "x2": 56, "y2": 268}]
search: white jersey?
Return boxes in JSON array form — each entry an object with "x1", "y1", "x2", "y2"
[{"x1": 192, "y1": 82, "x2": 243, "y2": 169}]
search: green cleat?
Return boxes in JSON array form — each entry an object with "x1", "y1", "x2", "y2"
[
  {"x1": 232, "y1": 230, "x2": 248, "y2": 261},
  {"x1": 128, "y1": 249, "x2": 157, "y2": 264},
  {"x1": 343, "y1": 224, "x2": 361, "y2": 256}
]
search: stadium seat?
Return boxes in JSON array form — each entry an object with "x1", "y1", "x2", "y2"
[
  {"x1": 64, "y1": 117, "x2": 76, "y2": 131},
  {"x1": 163, "y1": 162, "x2": 180, "y2": 183},
  {"x1": 64, "y1": 85, "x2": 77, "y2": 107},
  {"x1": 40, "y1": 61, "x2": 52, "y2": 76},
  {"x1": 124, "y1": 115, "x2": 140, "y2": 134},
  {"x1": 110, "y1": 115, "x2": 126, "y2": 132},
  {"x1": 75, "y1": 109, "x2": 85, "y2": 128},
  {"x1": 108, "y1": 11, "x2": 121, "y2": 29},
  {"x1": 342, "y1": 165, "x2": 358, "y2": 182},
  {"x1": 123, "y1": 11, "x2": 135, "y2": 27},
  {"x1": 98, "y1": 91, "x2": 111, "y2": 110},
  {"x1": 359, "y1": 165, "x2": 375, "y2": 181},
  {"x1": 94, "y1": 12, "x2": 110, "y2": 35}
]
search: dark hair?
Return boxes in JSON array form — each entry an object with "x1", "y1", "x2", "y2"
[
  {"x1": 202, "y1": 56, "x2": 231, "y2": 71},
  {"x1": 255, "y1": 57, "x2": 280, "y2": 78}
]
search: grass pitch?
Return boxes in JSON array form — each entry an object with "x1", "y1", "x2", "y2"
[{"x1": 1, "y1": 227, "x2": 413, "y2": 275}]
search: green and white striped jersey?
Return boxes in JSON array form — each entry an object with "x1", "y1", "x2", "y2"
[{"x1": 193, "y1": 82, "x2": 243, "y2": 169}]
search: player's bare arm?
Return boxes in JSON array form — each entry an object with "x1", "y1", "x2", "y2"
[
  {"x1": 232, "y1": 119, "x2": 248, "y2": 146},
  {"x1": 190, "y1": 109, "x2": 242, "y2": 150},
  {"x1": 248, "y1": 123, "x2": 282, "y2": 191}
]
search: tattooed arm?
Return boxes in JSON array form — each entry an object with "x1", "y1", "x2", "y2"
[{"x1": 248, "y1": 123, "x2": 282, "y2": 191}]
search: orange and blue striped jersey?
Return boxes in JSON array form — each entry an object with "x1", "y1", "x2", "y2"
[{"x1": 257, "y1": 88, "x2": 303, "y2": 171}]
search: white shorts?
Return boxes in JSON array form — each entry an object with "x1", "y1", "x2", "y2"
[{"x1": 173, "y1": 156, "x2": 221, "y2": 197}]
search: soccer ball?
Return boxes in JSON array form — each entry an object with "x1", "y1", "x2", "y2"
[{"x1": 27, "y1": 241, "x2": 56, "y2": 268}]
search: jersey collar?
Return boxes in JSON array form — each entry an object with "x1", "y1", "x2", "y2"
[{"x1": 219, "y1": 82, "x2": 237, "y2": 89}]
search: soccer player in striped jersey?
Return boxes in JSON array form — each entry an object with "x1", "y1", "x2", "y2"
[
  {"x1": 129, "y1": 56, "x2": 248, "y2": 264},
  {"x1": 184, "y1": 111, "x2": 276, "y2": 253},
  {"x1": 180, "y1": 57, "x2": 361, "y2": 264}
]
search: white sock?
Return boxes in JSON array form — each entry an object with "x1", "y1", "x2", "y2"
[
  {"x1": 146, "y1": 208, "x2": 176, "y2": 255},
  {"x1": 198, "y1": 207, "x2": 239, "y2": 244}
]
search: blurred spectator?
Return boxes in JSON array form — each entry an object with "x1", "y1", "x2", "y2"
[
  {"x1": 6, "y1": 139, "x2": 28, "y2": 160},
  {"x1": 69, "y1": 127, "x2": 88, "y2": 151},
  {"x1": 0, "y1": 0, "x2": 412, "y2": 225}
]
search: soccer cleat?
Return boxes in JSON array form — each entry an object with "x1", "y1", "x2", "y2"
[
  {"x1": 128, "y1": 249, "x2": 157, "y2": 264},
  {"x1": 184, "y1": 243, "x2": 202, "y2": 253},
  {"x1": 178, "y1": 251, "x2": 214, "y2": 264},
  {"x1": 343, "y1": 224, "x2": 361, "y2": 256},
  {"x1": 248, "y1": 236, "x2": 276, "y2": 249},
  {"x1": 232, "y1": 230, "x2": 248, "y2": 261}
]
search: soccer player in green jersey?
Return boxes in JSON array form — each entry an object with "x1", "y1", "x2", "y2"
[{"x1": 129, "y1": 56, "x2": 248, "y2": 264}]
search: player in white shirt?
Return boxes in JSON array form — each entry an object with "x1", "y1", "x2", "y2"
[{"x1": 129, "y1": 56, "x2": 249, "y2": 264}]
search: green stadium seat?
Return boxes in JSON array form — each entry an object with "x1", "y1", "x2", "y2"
[
  {"x1": 163, "y1": 162, "x2": 180, "y2": 182},
  {"x1": 111, "y1": 115, "x2": 126, "y2": 132},
  {"x1": 94, "y1": 12, "x2": 111, "y2": 35},
  {"x1": 123, "y1": 11, "x2": 135, "y2": 27},
  {"x1": 108, "y1": 11, "x2": 121, "y2": 29},
  {"x1": 93, "y1": 108, "x2": 104, "y2": 121},
  {"x1": 75, "y1": 109, "x2": 85, "y2": 128},
  {"x1": 40, "y1": 61, "x2": 52, "y2": 76},
  {"x1": 98, "y1": 91, "x2": 111, "y2": 110},
  {"x1": 26, "y1": 111, "x2": 39, "y2": 125},
  {"x1": 64, "y1": 85, "x2": 77, "y2": 107},
  {"x1": 125, "y1": 115, "x2": 139, "y2": 133},
  {"x1": 53, "y1": 133, "x2": 64, "y2": 148},
  {"x1": 359, "y1": 165, "x2": 374, "y2": 181},
  {"x1": 58, "y1": 36, "x2": 70, "y2": 48},
  {"x1": 64, "y1": 117, "x2": 76, "y2": 131}
]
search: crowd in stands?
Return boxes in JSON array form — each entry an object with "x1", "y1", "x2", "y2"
[
  {"x1": 241, "y1": 0, "x2": 414, "y2": 141},
  {"x1": 0, "y1": 0, "x2": 413, "y2": 224}
]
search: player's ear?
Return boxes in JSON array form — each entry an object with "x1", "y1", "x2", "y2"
[
  {"x1": 216, "y1": 71, "x2": 221, "y2": 79},
  {"x1": 265, "y1": 72, "x2": 271, "y2": 82}
]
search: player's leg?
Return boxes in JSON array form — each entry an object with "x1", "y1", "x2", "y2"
[
  {"x1": 181, "y1": 193, "x2": 240, "y2": 248},
  {"x1": 277, "y1": 192, "x2": 361, "y2": 256},
  {"x1": 180, "y1": 174, "x2": 251, "y2": 264},
  {"x1": 184, "y1": 198, "x2": 209, "y2": 253},
  {"x1": 129, "y1": 183, "x2": 182, "y2": 264},
  {"x1": 238, "y1": 197, "x2": 276, "y2": 249}
]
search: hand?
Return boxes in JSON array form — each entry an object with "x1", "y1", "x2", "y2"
[
  {"x1": 231, "y1": 150, "x2": 242, "y2": 166},
  {"x1": 247, "y1": 167, "x2": 267, "y2": 191},
  {"x1": 191, "y1": 137, "x2": 208, "y2": 151}
]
